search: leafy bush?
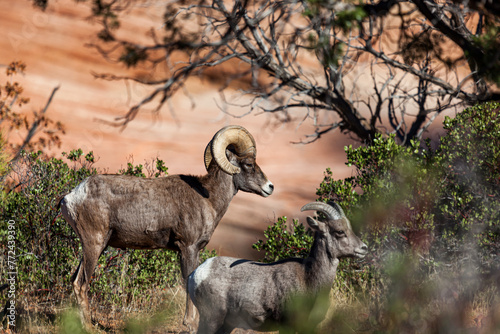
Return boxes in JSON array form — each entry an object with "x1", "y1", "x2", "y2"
[
  {"x1": 315, "y1": 102, "x2": 499, "y2": 264},
  {"x1": 0, "y1": 134, "x2": 9, "y2": 178},
  {"x1": 252, "y1": 216, "x2": 314, "y2": 262},
  {"x1": 1, "y1": 150, "x2": 96, "y2": 302},
  {"x1": 439, "y1": 102, "x2": 500, "y2": 258}
]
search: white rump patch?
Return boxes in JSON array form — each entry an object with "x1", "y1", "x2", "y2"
[
  {"x1": 63, "y1": 178, "x2": 89, "y2": 220},
  {"x1": 188, "y1": 257, "x2": 215, "y2": 303},
  {"x1": 194, "y1": 257, "x2": 215, "y2": 284}
]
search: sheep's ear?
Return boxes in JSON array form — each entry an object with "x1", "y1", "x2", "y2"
[
  {"x1": 306, "y1": 217, "x2": 322, "y2": 231},
  {"x1": 225, "y1": 149, "x2": 240, "y2": 170}
]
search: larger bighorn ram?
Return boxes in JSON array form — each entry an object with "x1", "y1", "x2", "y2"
[
  {"x1": 59, "y1": 125, "x2": 274, "y2": 329},
  {"x1": 188, "y1": 201, "x2": 368, "y2": 334}
]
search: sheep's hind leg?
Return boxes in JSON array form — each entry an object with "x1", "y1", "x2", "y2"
[
  {"x1": 71, "y1": 259, "x2": 91, "y2": 326},
  {"x1": 72, "y1": 232, "x2": 111, "y2": 329}
]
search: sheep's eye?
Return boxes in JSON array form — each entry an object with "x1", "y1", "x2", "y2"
[
  {"x1": 245, "y1": 163, "x2": 254, "y2": 169},
  {"x1": 335, "y1": 231, "x2": 346, "y2": 238}
]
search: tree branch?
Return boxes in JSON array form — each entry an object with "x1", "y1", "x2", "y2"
[{"x1": 12, "y1": 86, "x2": 60, "y2": 163}]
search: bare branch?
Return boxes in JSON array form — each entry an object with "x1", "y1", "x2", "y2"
[
  {"x1": 84, "y1": 0, "x2": 499, "y2": 144},
  {"x1": 12, "y1": 86, "x2": 60, "y2": 162}
]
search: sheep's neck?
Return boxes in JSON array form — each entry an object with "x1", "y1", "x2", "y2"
[
  {"x1": 202, "y1": 165, "x2": 237, "y2": 225},
  {"x1": 304, "y1": 233, "x2": 339, "y2": 292}
]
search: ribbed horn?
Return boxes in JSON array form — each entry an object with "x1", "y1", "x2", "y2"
[
  {"x1": 207, "y1": 125, "x2": 256, "y2": 175},
  {"x1": 328, "y1": 201, "x2": 346, "y2": 218},
  {"x1": 301, "y1": 201, "x2": 342, "y2": 221},
  {"x1": 204, "y1": 141, "x2": 213, "y2": 171}
]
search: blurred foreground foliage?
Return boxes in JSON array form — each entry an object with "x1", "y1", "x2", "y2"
[
  {"x1": 0, "y1": 149, "x2": 215, "y2": 332},
  {"x1": 254, "y1": 102, "x2": 500, "y2": 333}
]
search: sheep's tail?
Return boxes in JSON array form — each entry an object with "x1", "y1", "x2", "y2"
[
  {"x1": 50, "y1": 193, "x2": 68, "y2": 226},
  {"x1": 56, "y1": 193, "x2": 68, "y2": 211}
]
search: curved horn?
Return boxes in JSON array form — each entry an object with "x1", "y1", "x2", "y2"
[
  {"x1": 301, "y1": 202, "x2": 342, "y2": 221},
  {"x1": 208, "y1": 125, "x2": 256, "y2": 175},
  {"x1": 204, "y1": 141, "x2": 213, "y2": 171},
  {"x1": 328, "y1": 201, "x2": 346, "y2": 218}
]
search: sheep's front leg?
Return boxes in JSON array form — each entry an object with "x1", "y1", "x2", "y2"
[{"x1": 180, "y1": 244, "x2": 200, "y2": 331}]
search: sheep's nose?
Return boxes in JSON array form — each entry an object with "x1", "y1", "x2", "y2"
[
  {"x1": 261, "y1": 181, "x2": 274, "y2": 197},
  {"x1": 355, "y1": 243, "x2": 369, "y2": 258}
]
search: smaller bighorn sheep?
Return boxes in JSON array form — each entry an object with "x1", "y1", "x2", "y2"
[
  {"x1": 188, "y1": 201, "x2": 368, "y2": 334},
  {"x1": 59, "y1": 125, "x2": 273, "y2": 329}
]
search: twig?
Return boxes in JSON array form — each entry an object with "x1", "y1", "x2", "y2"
[{"x1": 11, "y1": 85, "x2": 60, "y2": 163}]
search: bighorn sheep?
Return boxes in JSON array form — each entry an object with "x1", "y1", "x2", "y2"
[
  {"x1": 59, "y1": 125, "x2": 274, "y2": 328},
  {"x1": 188, "y1": 201, "x2": 368, "y2": 334}
]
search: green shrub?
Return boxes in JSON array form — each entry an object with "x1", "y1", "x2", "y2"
[
  {"x1": 316, "y1": 102, "x2": 499, "y2": 263},
  {"x1": 439, "y1": 102, "x2": 500, "y2": 256},
  {"x1": 1, "y1": 150, "x2": 96, "y2": 300},
  {"x1": 0, "y1": 133, "x2": 9, "y2": 178},
  {"x1": 252, "y1": 216, "x2": 314, "y2": 262}
]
